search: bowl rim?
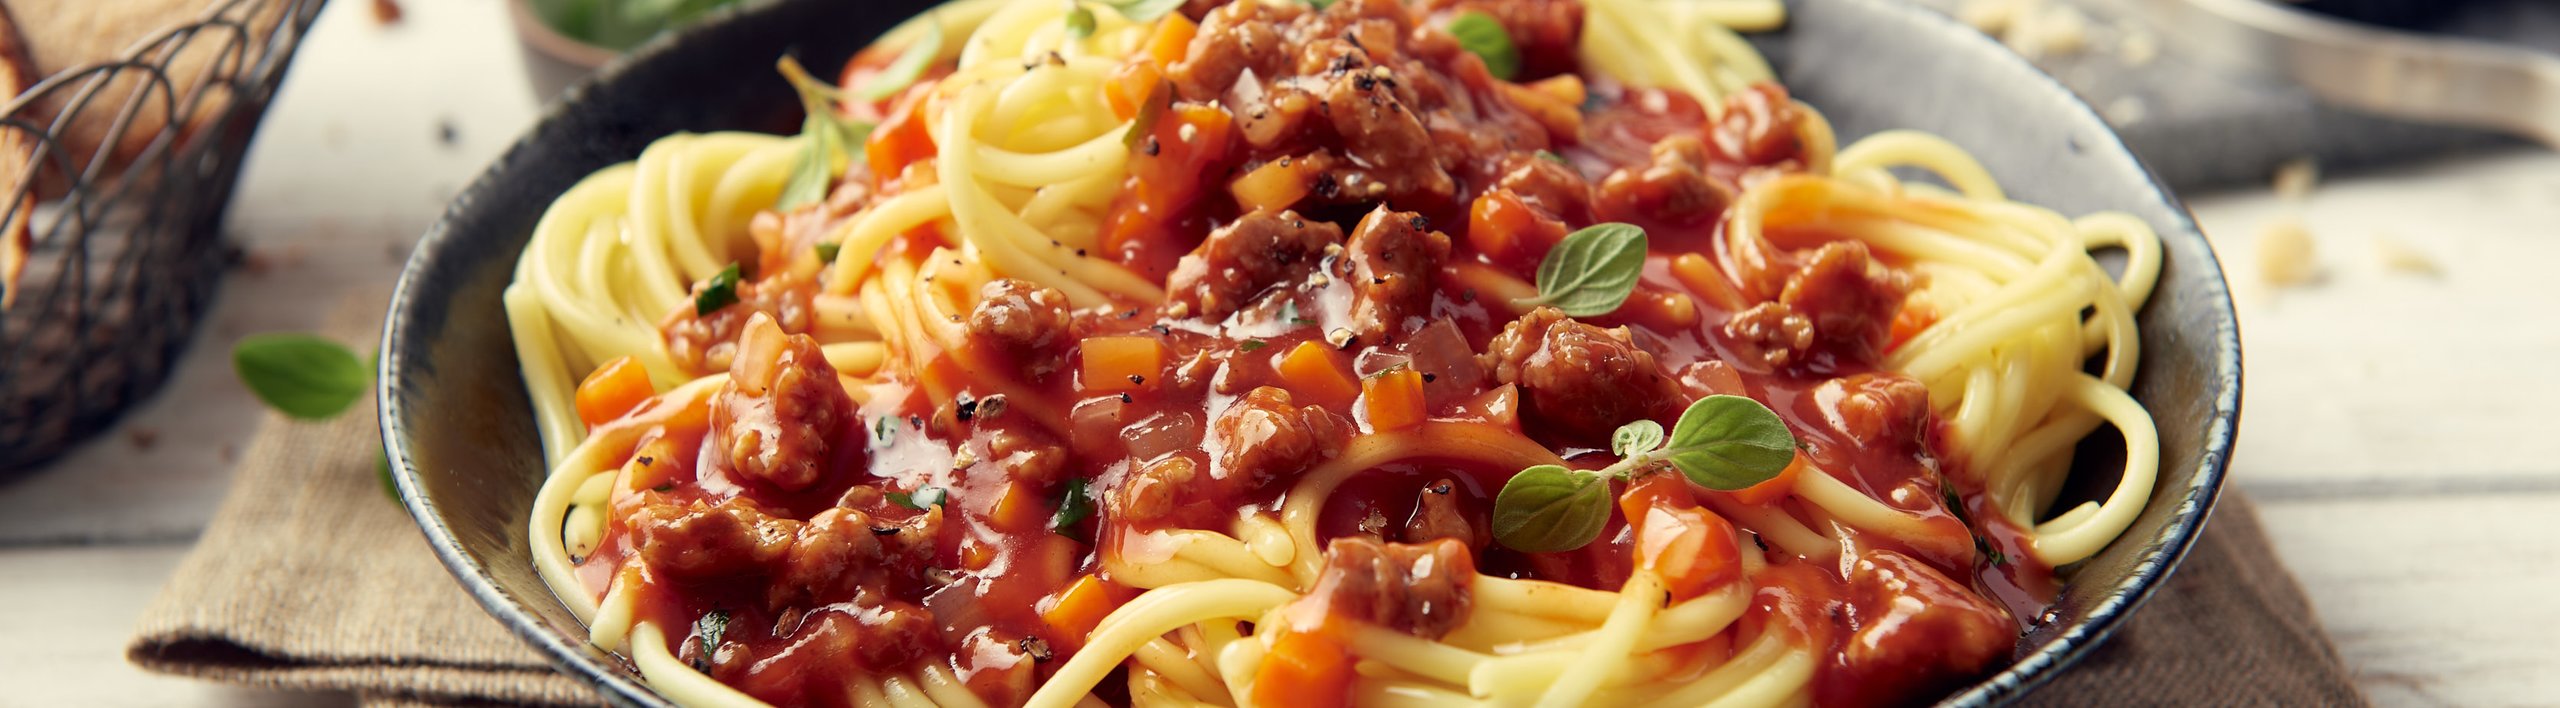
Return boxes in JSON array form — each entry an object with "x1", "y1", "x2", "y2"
[{"x1": 381, "y1": 0, "x2": 2242, "y2": 705}]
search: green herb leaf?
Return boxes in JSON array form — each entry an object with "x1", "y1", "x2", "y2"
[
  {"x1": 855, "y1": 19, "x2": 944, "y2": 101},
  {"x1": 1490, "y1": 465, "x2": 1612, "y2": 553},
  {"x1": 1307, "y1": 0, "x2": 1337, "y2": 8},
  {"x1": 1051, "y1": 479, "x2": 1094, "y2": 530},
  {"x1": 1447, "y1": 11, "x2": 1521, "y2": 80},
  {"x1": 1537, "y1": 149, "x2": 1567, "y2": 164},
  {"x1": 1238, "y1": 339, "x2": 1269, "y2": 353},
  {"x1": 1660, "y1": 394, "x2": 1797, "y2": 490},
  {"x1": 688, "y1": 609, "x2": 730, "y2": 673},
  {"x1": 1101, "y1": 0, "x2": 1187, "y2": 22},
  {"x1": 1123, "y1": 79, "x2": 1172, "y2": 151},
  {"x1": 1064, "y1": 6, "x2": 1097, "y2": 39},
  {"x1": 815, "y1": 242, "x2": 843, "y2": 263},
  {"x1": 774, "y1": 56, "x2": 876, "y2": 211},
  {"x1": 1517, "y1": 222, "x2": 1646, "y2": 317},
  {"x1": 233, "y1": 334, "x2": 371, "y2": 420},
  {"x1": 892, "y1": 486, "x2": 947, "y2": 510},
  {"x1": 873, "y1": 416, "x2": 895, "y2": 443},
  {"x1": 694, "y1": 262, "x2": 743, "y2": 315},
  {"x1": 1611, "y1": 420, "x2": 1664, "y2": 457}
]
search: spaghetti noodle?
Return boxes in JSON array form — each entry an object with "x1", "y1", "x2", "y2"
[{"x1": 506, "y1": 0, "x2": 2164, "y2": 705}]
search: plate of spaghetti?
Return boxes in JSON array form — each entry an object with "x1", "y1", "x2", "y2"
[{"x1": 383, "y1": 0, "x2": 2241, "y2": 705}]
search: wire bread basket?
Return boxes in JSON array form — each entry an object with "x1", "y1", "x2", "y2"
[{"x1": 0, "y1": 0, "x2": 326, "y2": 472}]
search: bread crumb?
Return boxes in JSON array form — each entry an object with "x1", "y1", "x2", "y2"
[
  {"x1": 1960, "y1": 0, "x2": 2026, "y2": 34},
  {"x1": 2273, "y1": 158, "x2": 2319, "y2": 201},
  {"x1": 372, "y1": 0, "x2": 404, "y2": 25},
  {"x1": 2372, "y1": 236, "x2": 2442, "y2": 277},
  {"x1": 2257, "y1": 217, "x2": 2318, "y2": 286}
]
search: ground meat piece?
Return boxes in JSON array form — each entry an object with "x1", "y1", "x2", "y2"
[
  {"x1": 1116, "y1": 455, "x2": 1199, "y2": 525},
  {"x1": 1415, "y1": 0, "x2": 1586, "y2": 79},
  {"x1": 967, "y1": 279, "x2": 1070, "y2": 360},
  {"x1": 1166, "y1": 210, "x2": 1343, "y2": 319},
  {"x1": 631, "y1": 498, "x2": 797, "y2": 581},
  {"x1": 1712, "y1": 83, "x2": 1811, "y2": 168},
  {"x1": 1308, "y1": 537, "x2": 1477, "y2": 639},
  {"x1": 710, "y1": 314, "x2": 855, "y2": 492},
  {"x1": 1726, "y1": 302, "x2": 1815, "y2": 370},
  {"x1": 1344, "y1": 207, "x2": 1450, "y2": 342},
  {"x1": 983, "y1": 416, "x2": 1069, "y2": 486},
  {"x1": 1320, "y1": 60, "x2": 1456, "y2": 207},
  {"x1": 1496, "y1": 152, "x2": 1594, "y2": 224},
  {"x1": 1168, "y1": 1, "x2": 1297, "y2": 103},
  {"x1": 662, "y1": 275, "x2": 817, "y2": 376},
  {"x1": 1725, "y1": 240, "x2": 1912, "y2": 371},
  {"x1": 631, "y1": 494, "x2": 926, "y2": 610},
  {"x1": 1479, "y1": 307, "x2": 1680, "y2": 445},
  {"x1": 1835, "y1": 549, "x2": 2014, "y2": 704},
  {"x1": 1214, "y1": 386, "x2": 1349, "y2": 486},
  {"x1": 771, "y1": 508, "x2": 887, "y2": 607},
  {"x1": 1402, "y1": 479, "x2": 1484, "y2": 550},
  {"x1": 1596, "y1": 135, "x2": 1733, "y2": 229},
  {"x1": 1816, "y1": 372, "x2": 1932, "y2": 449},
  {"x1": 731, "y1": 591, "x2": 939, "y2": 700}
]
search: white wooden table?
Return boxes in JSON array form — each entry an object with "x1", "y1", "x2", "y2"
[{"x1": 1, "y1": 0, "x2": 2553, "y2": 705}]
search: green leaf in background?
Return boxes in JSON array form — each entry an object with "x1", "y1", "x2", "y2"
[
  {"x1": 854, "y1": 19, "x2": 946, "y2": 102},
  {"x1": 1612, "y1": 419, "x2": 1664, "y2": 457},
  {"x1": 815, "y1": 242, "x2": 843, "y2": 263},
  {"x1": 233, "y1": 334, "x2": 370, "y2": 420},
  {"x1": 531, "y1": 0, "x2": 745, "y2": 52},
  {"x1": 1448, "y1": 11, "x2": 1520, "y2": 80},
  {"x1": 1519, "y1": 222, "x2": 1647, "y2": 317},
  {"x1": 1101, "y1": 0, "x2": 1189, "y2": 23},
  {"x1": 1064, "y1": 6, "x2": 1098, "y2": 40},
  {"x1": 774, "y1": 56, "x2": 877, "y2": 212},
  {"x1": 1661, "y1": 395, "x2": 1798, "y2": 490},
  {"x1": 1490, "y1": 464, "x2": 1612, "y2": 553}
]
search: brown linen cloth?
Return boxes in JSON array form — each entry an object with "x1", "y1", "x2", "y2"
[{"x1": 128, "y1": 293, "x2": 2363, "y2": 706}]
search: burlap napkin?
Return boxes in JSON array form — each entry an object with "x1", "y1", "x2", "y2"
[{"x1": 126, "y1": 292, "x2": 2364, "y2": 706}]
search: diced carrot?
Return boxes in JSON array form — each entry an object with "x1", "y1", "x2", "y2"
[
  {"x1": 1229, "y1": 157, "x2": 1313, "y2": 213},
  {"x1": 1466, "y1": 189, "x2": 1567, "y2": 269},
  {"x1": 1144, "y1": 13, "x2": 1197, "y2": 68},
  {"x1": 1039, "y1": 575, "x2": 1134, "y2": 650},
  {"x1": 1620, "y1": 473, "x2": 1744, "y2": 602},
  {"x1": 865, "y1": 95, "x2": 938, "y2": 182},
  {"x1": 1362, "y1": 368, "x2": 1428, "y2": 433},
  {"x1": 989, "y1": 481, "x2": 1047, "y2": 533},
  {"x1": 575, "y1": 356, "x2": 654, "y2": 428},
  {"x1": 1251, "y1": 629, "x2": 1353, "y2": 708},
  {"x1": 961, "y1": 537, "x2": 998, "y2": 571},
  {"x1": 1130, "y1": 104, "x2": 1234, "y2": 187},
  {"x1": 1729, "y1": 453, "x2": 1804, "y2": 506},
  {"x1": 1276, "y1": 342, "x2": 1360, "y2": 408},
  {"x1": 1080, "y1": 335, "x2": 1166, "y2": 393},
  {"x1": 1105, "y1": 61, "x2": 1164, "y2": 121},
  {"x1": 1887, "y1": 302, "x2": 1937, "y2": 353}
]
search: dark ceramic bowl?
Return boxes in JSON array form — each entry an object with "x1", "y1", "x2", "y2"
[{"x1": 381, "y1": 0, "x2": 2243, "y2": 704}]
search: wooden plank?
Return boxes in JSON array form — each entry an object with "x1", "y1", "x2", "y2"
[
  {"x1": 0, "y1": 544, "x2": 354, "y2": 707},
  {"x1": 0, "y1": 0, "x2": 539, "y2": 545},
  {"x1": 2186, "y1": 152, "x2": 2560, "y2": 487},
  {"x1": 2254, "y1": 491, "x2": 2560, "y2": 706}
]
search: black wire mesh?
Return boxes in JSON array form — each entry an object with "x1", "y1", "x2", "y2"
[{"x1": 0, "y1": 0, "x2": 327, "y2": 472}]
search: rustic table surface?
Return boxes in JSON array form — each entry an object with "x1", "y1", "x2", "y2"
[{"x1": 2, "y1": 1, "x2": 2553, "y2": 706}]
